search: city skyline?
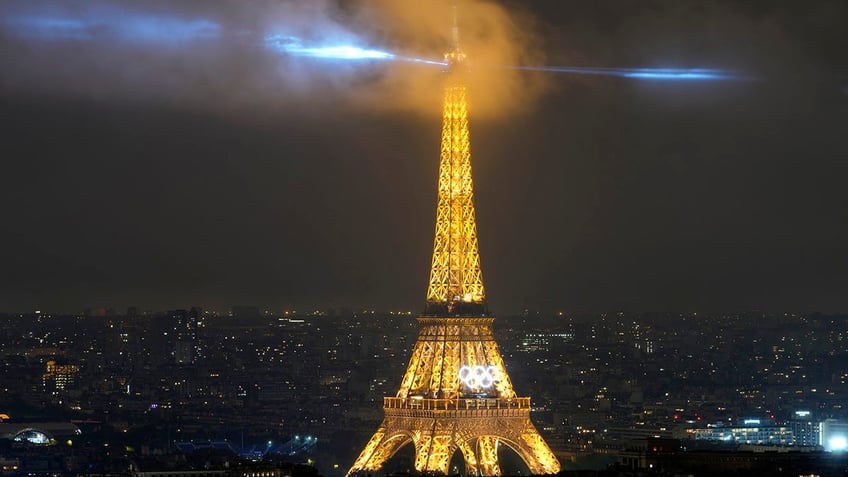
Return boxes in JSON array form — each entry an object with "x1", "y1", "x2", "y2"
[
  {"x1": 5, "y1": 308, "x2": 848, "y2": 476},
  {"x1": 2, "y1": 0, "x2": 847, "y2": 313}
]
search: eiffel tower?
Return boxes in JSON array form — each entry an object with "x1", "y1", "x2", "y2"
[{"x1": 347, "y1": 15, "x2": 560, "y2": 477}]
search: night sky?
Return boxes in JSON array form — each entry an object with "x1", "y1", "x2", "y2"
[{"x1": 1, "y1": 0, "x2": 846, "y2": 314}]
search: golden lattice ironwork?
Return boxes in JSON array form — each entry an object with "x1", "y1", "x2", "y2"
[
  {"x1": 348, "y1": 318, "x2": 560, "y2": 476},
  {"x1": 425, "y1": 82, "x2": 486, "y2": 310},
  {"x1": 348, "y1": 39, "x2": 561, "y2": 477}
]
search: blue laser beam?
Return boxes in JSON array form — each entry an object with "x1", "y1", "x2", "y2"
[
  {"x1": 119, "y1": 17, "x2": 219, "y2": 43},
  {"x1": 3, "y1": 16, "x2": 93, "y2": 40},
  {"x1": 2, "y1": 12, "x2": 220, "y2": 44},
  {"x1": 4, "y1": 10, "x2": 742, "y2": 82},
  {"x1": 1, "y1": 13, "x2": 446, "y2": 67},
  {"x1": 514, "y1": 65, "x2": 740, "y2": 81},
  {"x1": 265, "y1": 35, "x2": 393, "y2": 60},
  {"x1": 264, "y1": 34, "x2": 445, "y2": 66}
]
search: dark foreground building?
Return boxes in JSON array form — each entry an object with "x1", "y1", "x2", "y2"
[{"x1": 613, "y1": 438, "x2": 848, "y2": 477}]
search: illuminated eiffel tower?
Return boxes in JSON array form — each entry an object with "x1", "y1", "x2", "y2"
[{"x1": 347, "y1": 15, "x2": 560, "y2": 477}]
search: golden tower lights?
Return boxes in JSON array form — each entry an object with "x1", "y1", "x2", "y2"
[
  {"x1": 348, "y1": 12, "x2": 561, "y2": 477},
  {"x1": 425, "y1": 23, "x2": 485, "y2": 316}
]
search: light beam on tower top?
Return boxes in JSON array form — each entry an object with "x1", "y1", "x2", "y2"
[
  {"x1": 512, "y1": 64, "x2": 745, "y2": 81},
  {"x1": 266, "y1": 35, "x2": 392, "y2": 60},
  {"x1": 264, "y1": 34, "x2": 446, "y2": 65}
]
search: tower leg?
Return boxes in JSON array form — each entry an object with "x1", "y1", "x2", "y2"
[
  {"x1": 477, "y1": 436, "x2": 501, "y2": 476},
  {"x1": 413, "y1": 433, "x2": 432, "y2": 472},
  {"x1": 414, "y1": 420, "x2": 454, "y2": 474},
  {"x1": 348, "y1": 426, "x2": 411, "y2": 475},
  {"x1": 518, "y1": 429, "x2": 560, "y2": 475},
  {"x1": 457, "y1": 438, "x2": 480, "y2": 476}
]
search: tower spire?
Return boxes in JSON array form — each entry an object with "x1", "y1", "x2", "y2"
[
  {"x1": 444, "y1": 0, "x2": 466, "y2": 70},
  {"x1": 451, "y1": 2, "x2": 460, "y2": 50}
]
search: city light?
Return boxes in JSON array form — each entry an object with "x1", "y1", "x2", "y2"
[{"x1": 829, "y1": 436, "x2": 847, "y2": 451}]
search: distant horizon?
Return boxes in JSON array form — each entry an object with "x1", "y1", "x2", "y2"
[{"x1": 4, "y1": 306, "x2": 847, "y2": 318}]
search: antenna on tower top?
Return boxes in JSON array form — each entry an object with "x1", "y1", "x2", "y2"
[
  {"x1": 445, "y1": 0, "x2": 466, "y2": 68},
  {"x1": 451, "y1": 2, "x2": 460, "y2": 49}
]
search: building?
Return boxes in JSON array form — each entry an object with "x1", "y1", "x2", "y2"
[
  {"x1": 691, "y1": 415, "x2": 823, "y2": 449},
  {"x1": 41, "y1": 360, "x2": 80, "y2": 390},
  {"x1": 692, "y1": 423, "x2": 794, "y2": 446}
]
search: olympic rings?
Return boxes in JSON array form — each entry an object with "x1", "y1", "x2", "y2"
[{"x1": 458, "y1": 365, "x2": 499, "y2": 389}]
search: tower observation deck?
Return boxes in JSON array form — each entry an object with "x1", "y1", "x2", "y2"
[{"x1": 347, "y1": 16, "x2": 561, "y2": 477}]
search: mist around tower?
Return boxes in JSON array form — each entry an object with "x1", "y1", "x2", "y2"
[{"x1": 0, "y1": 0, "x2": 550, "y2": 118}]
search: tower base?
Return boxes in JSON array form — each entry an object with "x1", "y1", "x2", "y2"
[{"x1": 347, "y1": 398, "x2": 560, "y2": 476}]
